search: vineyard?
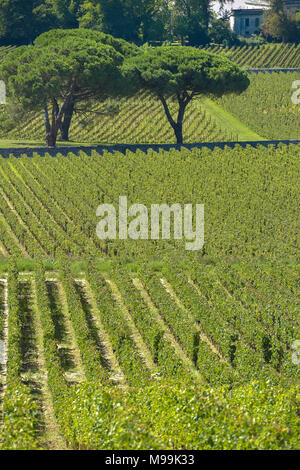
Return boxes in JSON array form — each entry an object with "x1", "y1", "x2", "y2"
[
  {"x1": 0, "y1": 92, "x2": 238, "y2": 145},
  {"x1": 1, "y1": 73, "x2": 298, "y2": 144},
  {"x1": 0, "y1": 144, "x2": 299, "y2": 449},
  {"x1": 0, "y1": 46, "x2": 16, "y2": 61},
  {"x1": 1, "y1": 47, "x2": 299, "y2": 145},
  {"x1": 0, "y1": 258, "x2": 299, "y2": 449},
  {"x1": 0, "y1": 34, "x2": 299, "y2": 450},
  {"x1": 205, "y1": 43, "x2": 300, "y2": 68},
  {"x1": 217, "y1": 72, "x2": 300, "y2": 140}
]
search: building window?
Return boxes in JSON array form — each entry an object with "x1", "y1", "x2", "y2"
[
  {"x1": 255, "y1": 18, "x2": 260, "y2": 27},
  {"x1": 245, "y1": 18, "x2": 250, "y2": 27}
]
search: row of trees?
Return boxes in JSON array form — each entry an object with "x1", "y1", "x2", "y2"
[
  {"x1": 0, "y1": 0, "x2": 239, "y2": 47},
  {"x1": 0, "y1": 29, "x2": 249, "y2": 146},
  {"x1": 1, "y1": 1, "x2": 299, "y2": 46}
]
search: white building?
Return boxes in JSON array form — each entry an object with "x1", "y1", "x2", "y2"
[
  {"x1": 230, "y1": 9, "x2": 264, "y2": 36},
  {"x1": 283, "y1": 0, "x2": 300, "y2": 13}
]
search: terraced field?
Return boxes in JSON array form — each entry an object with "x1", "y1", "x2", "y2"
[
  {"x1": 0, "y1": 145, "x2": 299, "y2": 261},
  {"x1": 0, "y1": 46, "x2": 16, "y2": 61}
]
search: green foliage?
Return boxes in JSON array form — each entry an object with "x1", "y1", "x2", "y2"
[
  {"x1": 171, "y1": 0, "x2": 211, "y2": 46},
  {"x1": 123, "y1": 46, "x2": 249, "y2": 143},
  {"x1": 34, "y1": 260, "x2": 70, "y2": 399},
  {"x1": 0, "y1": 36, "x2": 123, "y2": 111},
  {"x1": 261, "y1": 0, "x2": 300, "y2": 43},
  {"x1": 204, "y1": 43, "x2": 300, "y2": 68},
  {"x1": 0, "y1": 0, "x2": 37, "y2": 45},
  {"x1": 217, "y1": 72, "x2": 299, "y2": 140},
  {"x1": 77, "y1": 1, "x2": 103, "y2": 30},
  {"x1": 0, "y1": 30, "x2": 141, "y2": 146},
  {"x1": 123, "y1": 46, "x2": 249, "y2": 98},
  {"x1": 0, "y1": 260, "x2": 40, "y2": 450},
  {"x1": 6, "y1": 259, "x2": 23, "y2": 383},
  {"x1": 0, "y1": 0, "x2": 170, "y2": 46},
  {"x1": 0, "y1": 260, "x2": 298, "y2": 449},
  {"x1": 60, "y1": 259, "x2": 108, "y2": 382},
  {"x1": 208, "y1": 18, "x2": 240, "y2": 47},
  {"x1": 0, "y1": 90, "x2": 238, "y2": 144},
  {"x1": 111, "y1": 263, "x2": 190, "y2": 380},
  {"x1": 0, "y1": 144, "x2": 299, "y2": 260},
  {"x1": 0, "y1": 0, "x2": 81, "y2": 45},
  {"x1": 0, "y1": 282, "x2": 5, "y2": 340},
  {"x1": 0, "y1": 32, "x2": 125, "y2": 145},
  {"x1": 99, "y1": 0, "x2": 167, "y2": 44},
  {"x1": 57, "y1": 383, "x2": 161, "y2": 449},
  {"x1": 0, "y1": 20, "x2": 298, "y2": 450},
  {"x1": 0, "y1": 385, "x2": 41, "y2": 450},
  {"x1": 87, "y1": 261, "x2": 152, "y2": 385},
  {"x1": 54, "y1": 381, "x2": 300, "y2": 449}
]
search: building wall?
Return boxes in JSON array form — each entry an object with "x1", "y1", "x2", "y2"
[{"x1": 231, "y1": 13, "x2": 263, "y2": 36}]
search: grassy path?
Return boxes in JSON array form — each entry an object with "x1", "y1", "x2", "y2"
[
  {"x1": 31, "y1": 280, "x2": 67, "y2": 450},
  {"x1": 160, "y1": 278, "x2": 227, "y2": 364},
  {"x1": 203, "y1": 98, "x2": 265, "y2": 141}
]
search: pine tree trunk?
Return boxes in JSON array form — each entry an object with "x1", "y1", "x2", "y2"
[
  {"x1": 174, "y1": 124, "x2": 183, "y2": 145},
  {"x1": 60, "y1": 100, "x2": 75, "y2": 141}
]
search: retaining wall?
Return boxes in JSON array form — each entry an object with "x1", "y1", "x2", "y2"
[{"x1": 0, "y1": 140, "x2": 299, "y2": 158}]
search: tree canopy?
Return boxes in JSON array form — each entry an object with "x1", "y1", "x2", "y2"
[
  {"x1": 0, "y1": 0, "x2": 81, "y2": 45},
  {"x1": 0, "y1": 0, "x2": 236, "y2": 46},
  {"x1": 122, "y1": 46, "x2": 250, "y2": 144}
]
